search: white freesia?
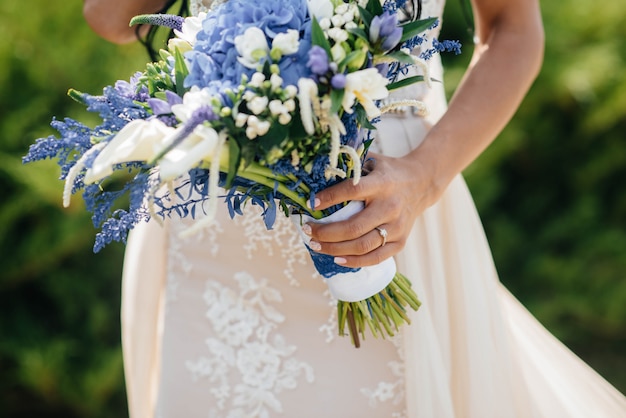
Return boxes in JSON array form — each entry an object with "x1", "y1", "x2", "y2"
[
  {"x1": 84, "y1": 119, "x2": 174, "y2": 184},
  {"x1": 235, "y1": 27, "x2": 270, "y2": 69},
  {"x1": 342, "y1": 68, "x2": 389, "y2": 119},
  {"x1": 272, "y1": 30, "x2": 300, "y2": 55},
  {"x1": 171, "y1": 87, "x2": 214, "y2": 122},
  {"x1": 159, "y1": 124, "x2": 220, "y2": 181},
  {"x1": 173, "y1": 12, "x2": 206, "y2": 46},
  {"x1": 306, "y1": 0, "x2": 334, "y2": 20}
]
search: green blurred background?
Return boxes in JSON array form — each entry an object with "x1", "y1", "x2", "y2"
[{"x1": 1, "y1": 0, "x2": 624, "y2": 416}]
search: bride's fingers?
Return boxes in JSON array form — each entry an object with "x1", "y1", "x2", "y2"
[
  {"x1": 310, "y1": 224, "x2": 390, "y2": 256},
  {"x1": 309, "y1": 198, "x2": 400, "y2": 243},
  {"x1": 333, "y1": 242, "x2": 400, "y2": 268}
]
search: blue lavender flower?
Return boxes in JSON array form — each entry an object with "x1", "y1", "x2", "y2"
[{"x1": 420, "y1": 39, "x2": 462, "y2": 60}]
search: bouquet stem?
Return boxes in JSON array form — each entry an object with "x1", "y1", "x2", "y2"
[{"x1": 337, "y1": 272, "x2": 421, "y2": 347}]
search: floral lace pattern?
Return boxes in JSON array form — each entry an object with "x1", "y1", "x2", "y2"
[
  {"x1": 360, "y1": 334, "x2": 407, "y2": 417},
  {"x1": 185, "y1": 271, "x2": 315, "y2": 417}
]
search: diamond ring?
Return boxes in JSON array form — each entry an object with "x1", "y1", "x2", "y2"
[{"x1": 375, "y1": 226, "x2": 388, "y2": 247}]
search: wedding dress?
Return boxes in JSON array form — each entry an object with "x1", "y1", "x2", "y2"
[{"x1": 121, "y1": 0, "x2": 626, "y2": 417}]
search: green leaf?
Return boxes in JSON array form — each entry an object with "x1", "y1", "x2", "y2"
[
  {"x1": 311, "y1": 17, "x2": 332, "y2": 55},
  {"x1": 173, "y1": 47, "x2": 189, "y2": 97},
  {"x1": 357, "y1": 6, "x2": 374, "y2": 29},
  {"x1": 387, "y1": 75, "x2": 424, "y2": 91},
  {"x1": 384, "y1": 50, "x2": 416, "y2": 65},
  {"x1": 339, "y1": 49, "x2": 367, "y2": 72},
  {"x1": 225, "y1": 138, "x2": 241, "y2": 189},
  {"x1": 355, "y1": 106, "x2": 376, "y2": 130},
  {"x1": 330, "y1": 89, "x2": 345, "y2": 115},
  {"x1": 345, "y1": 27, "x2": 369, "y2": 42},
  {"x1": 365, "y1": 0, "x2": 384, "y2": 18},
  {"x1": 258, "y1": 123, "x2": 288, "y2": 153},
  {"x1": 399, "y1": 17, "x2": 437, "y2": 43}
]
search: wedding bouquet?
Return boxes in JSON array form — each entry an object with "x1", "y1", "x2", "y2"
[{"x1": 24, "y1": 0, "x2": 460, "y2": 346}]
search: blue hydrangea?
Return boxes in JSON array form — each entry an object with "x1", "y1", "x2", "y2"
[{"x1": 185, "y1": 0, "x2": 311, "y2": 89}]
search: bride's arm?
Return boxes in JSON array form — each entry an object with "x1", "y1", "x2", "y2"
[
  {"x1": 83, "y1": 0, "x2": 169, "y2": 44},
  {"x1": 307, "y1": 0, "x2": 544, "y2": 267}
]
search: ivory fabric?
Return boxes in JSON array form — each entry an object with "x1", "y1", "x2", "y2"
[{"x1": 121, "y1": 0, "x2": 626, "y2": 416}]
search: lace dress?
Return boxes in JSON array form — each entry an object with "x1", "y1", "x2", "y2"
[{"x1": 120, "y1": 1, "x2": 626, "y2": 417}]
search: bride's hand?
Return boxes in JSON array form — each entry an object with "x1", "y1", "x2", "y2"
[{"x1": 304, "y1": 151, "x2": 445, "y2": 268}]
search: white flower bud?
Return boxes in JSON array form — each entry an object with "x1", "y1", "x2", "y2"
[
  {"x1": 283, "y1": 99, "x2": 296, "y2": 112},
  {"x1": 284, "y1": 85, "x2": 297, "y2": 99},
  {"x1": 327, "y1": 28, "x2": 348, "y2": 43},
  {"x1": 331, "y1": 14, "x2": 345, "y2": 28},
  {"x1": 269, "y1": 100, "x2": 285, "y2": 116},
  {"x1": 319, "y1": 17, "x2": 331, "y2": 30},
  {"x1": 331, "y1": 43, "x2": 346, "y2": 62},
  {"x1": 235, "y1": 113, "x2": 249, "y2": 128},
  {"x1": 248, "y1": 96, "x2": 269, "y2": 115},
  {"x1": 249, "y1": 72, "x2": 266, "y2": 88},
  {"x1": 256, "y1": 120, "x2": 271, "y2": 136},
  {"x1": 278, "y1": 113, "x2": 292, "y2": 125},
  {"x1": 270, "y1": 73, "x2": 283, "y2": 90}
]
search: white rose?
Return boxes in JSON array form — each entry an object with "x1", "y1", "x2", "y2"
[
  {"x1": 159, "y1": 124, "x2": 220, "y2": 181},
  {"x1": 307, "y1": 0, "x2": 334, "y2": 20},
  {"x1": 272, "y1": 30, "x2": 300, "y2": 55},
  {"x1": 235, "y1": 27, "x2": 270, "y2": 69},
  {"x1": 85, "y1": 119, "x2": 174, "y2": 184},
  {"x1": 342, "y1": 68, "x2": 389, "y2": 119}
]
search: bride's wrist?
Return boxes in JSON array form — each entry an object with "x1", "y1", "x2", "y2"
[{"x1": 403, "y1": 138, "x2": 456, "y2": 207}]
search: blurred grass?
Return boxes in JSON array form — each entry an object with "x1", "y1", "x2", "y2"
[{"x1": 0, "y1": 0, "x2": 624, "y2": 416}]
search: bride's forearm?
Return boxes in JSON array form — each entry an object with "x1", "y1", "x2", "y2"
[
  {"x1": 83, "y1": 0, "x2": 170, "y2": 44},
  {"x1": 408, "y1": 0, "x2": 544, "y2": 196}
]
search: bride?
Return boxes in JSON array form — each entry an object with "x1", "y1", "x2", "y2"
[{"x1": 84, "y1": 0, "x2": 626, "y2": 417}]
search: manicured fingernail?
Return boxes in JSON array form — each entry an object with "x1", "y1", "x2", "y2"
[
  {"x1": 302, "y1": 223, "x2": 312, "y2": 236},
  {"x1": 306, "y1": 198, "x2": 321, "y2": 209},
  {"x1": 309, "y1": 240, "x2": 321, "y2": 251},
  {"x1": 334, "y1": 257, "x2": 347, "y2": 265}
]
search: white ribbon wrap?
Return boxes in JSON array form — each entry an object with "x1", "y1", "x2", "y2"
[{"x1": 293, "y1": 200, "x2": 397, "y2": 302}]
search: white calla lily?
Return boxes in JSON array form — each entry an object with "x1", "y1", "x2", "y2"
[
  {"x1": 84, "y1": 119, "x2": 174, "y2": 184},
  {"x1": 159, "y1": 124, "x2": 221, "y2": 181},
  {"x1": 341, "y1": 68, "x2": 389, "y2": 119}
]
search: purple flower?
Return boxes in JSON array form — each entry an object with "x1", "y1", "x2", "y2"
[
  {"x1": 370, "y1": 12, "x2": 402, "y2": 53},
  {"x1": 331, "y1": 74, "x2": 346, "y2": 89},
  {"x1": 307, "y1": 46, "x2": 329, "y2": 75}
]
